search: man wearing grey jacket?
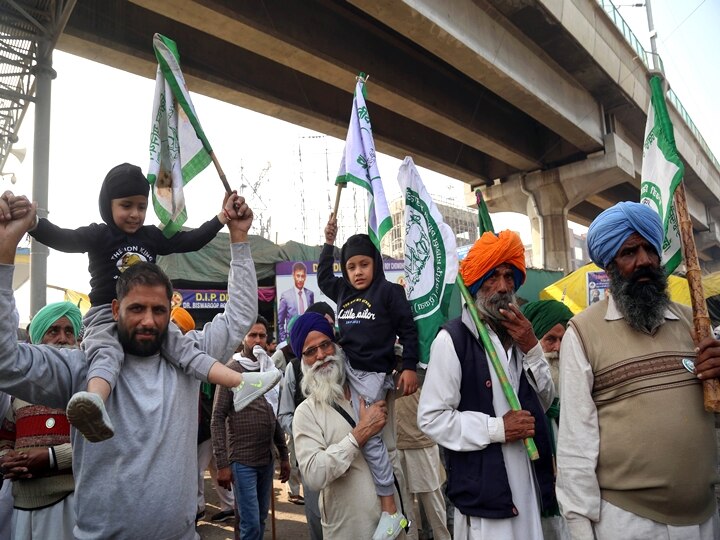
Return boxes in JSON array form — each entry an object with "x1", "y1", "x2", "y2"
[{"x1": 0, "y1": 191, "x2": 257, "y2": 540}]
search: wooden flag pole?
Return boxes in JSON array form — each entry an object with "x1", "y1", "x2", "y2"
[
  {"x1": 674, "y1": 183, "x2": 720, "y2": 411},
  {"x1": 332, "y1": 183, "x2": 345, "y2": 218},
  {"x1": 209, "y1": 151, "x2": 233, "y2": 194}
]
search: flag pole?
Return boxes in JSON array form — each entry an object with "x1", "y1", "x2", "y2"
[
  {"x1": 455, "y1": 275, "x2": 540, "y2": 461},
  {"x1": 332, "y1": 183, "x2": 344, "y2": 218},
  {"x1": 209, "y1": 151, "x2": 233, "y2": 194},
  {"x1": 674, "y1": 183, "x2": 720, "y2": 411}
]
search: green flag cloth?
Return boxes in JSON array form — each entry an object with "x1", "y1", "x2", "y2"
[
  {"x1": 640, "y1": 75, "x2": 684, "y2": 273},
  {"x1": 336, "y1": 74, "x2": 392, "y2": 250},
  {"x1": 148, "y1": 33, "x2": 213, "y2": 237},
  {"x1": 398, "y1": 157, "x2": 458, "y2": 366},
  {"x1": 476, "y1": 189, "x2": 495, "y2": 236}
]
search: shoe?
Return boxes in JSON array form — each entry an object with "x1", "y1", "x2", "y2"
[
  {"x1": 288, "y1": 494, "x2": 305, "y2": 505},
  {"x1": 232, "y1": 370, "x2": 282, "y2": 412},
  {"x1": 66, "y1": 391, "x2": 114, "y2": 442},
  {"x1": 210, "y1": 509, "x2": 234, "y2": 523},
  {"x1": 195, "y1": 510, "x2": 205, "y2": 522},
  {"x1": 372, "y1": 511, "x2": 408, "y2": 540}
]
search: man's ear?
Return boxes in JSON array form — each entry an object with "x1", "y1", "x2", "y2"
[{"x1": 111, "y1": 299, "x2": 120, "y2": 321}]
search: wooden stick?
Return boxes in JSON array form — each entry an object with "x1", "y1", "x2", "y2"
[
  {"x1": 332, "y1": 183, "x2": 345, "y2": 218},
  {"x1": 674, "y1": 183, "x2": 720, "y2": 412},
  {"x1": 210, "y1": 151, "x2": 233, "y2": 194},
  {"x1": 270, "y1": 477, "x2": 276, "y2": 540}
]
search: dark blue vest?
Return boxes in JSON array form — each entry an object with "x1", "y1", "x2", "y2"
[{"x1": 442, "y1": 318, "x2": 557, "y2": 519}]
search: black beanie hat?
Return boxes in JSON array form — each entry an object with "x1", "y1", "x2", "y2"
[
  {"x1": 98, "y1": 163, "x2": 149, "y2": 226},
  {"x1": 342, "y1": 234, "x2": 377, "y2": 262}
]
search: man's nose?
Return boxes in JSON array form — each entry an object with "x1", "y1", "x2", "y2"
[
  {"x1": 316, "y1": 347, "x2": 329, "y2": 362},
  {"x1": 636, "y1": 246, "x2": 653, "y2": 267}
]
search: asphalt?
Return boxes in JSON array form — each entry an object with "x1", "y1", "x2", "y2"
[{"x1": 197, "y1": 472, "x2": 311, "y2": 540}]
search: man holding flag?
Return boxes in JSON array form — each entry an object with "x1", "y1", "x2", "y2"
[
  {"x1": 418, "y1": 229, "x2": 557, "y2": 540},
  {"x1": 556, "y1": 202, "x2": 720, "y2": 539}
]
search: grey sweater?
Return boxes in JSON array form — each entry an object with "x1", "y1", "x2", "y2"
[{"x1": 0, "y1": 243, "x2": 257, "y2": 540}]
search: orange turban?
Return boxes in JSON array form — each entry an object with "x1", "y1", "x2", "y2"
[
  {"x1": 171, "y1": 306, "x2": 195, "y2": 334},
  {"x1": 460, "y1": 230, "x2": 526, "y2": 294}
]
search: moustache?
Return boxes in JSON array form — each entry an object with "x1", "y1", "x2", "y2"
[
  {"x1": 628, "y1": 266, "x2": 663, "y2": 285},
  {"x1": 133, "y1": 328, "x2": 159, "y2": 337}
]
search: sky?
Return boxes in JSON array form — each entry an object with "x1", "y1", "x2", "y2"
[{"x1": 4, "y1": 0, "x2": 718, "y2": 322}]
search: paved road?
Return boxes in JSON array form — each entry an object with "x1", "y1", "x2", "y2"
[{"x1": 197, "y1": 472, "x2": 310, "y2": 540}]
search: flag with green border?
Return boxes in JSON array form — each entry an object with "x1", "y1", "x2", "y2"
[
  {"x1": 336, "y1": 74, "x2": 392, "y2": 250},
  {"x1": 640, "y1": 75, "x2": 683, "y2": 273},
  {"x1": 399, "y1": 157, "x2": 458, "y2": 366},
  {"x1": 148, "y1": 33, "x2": 213, "y2": 237},
  {"x1": 476, "y1": 188, "x2": 495, "y2": 236}
]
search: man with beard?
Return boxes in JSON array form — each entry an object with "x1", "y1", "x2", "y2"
[
  {"x1": 557, "y1": 201, "x2": 720, "y2": 539},
  {"x1": 212, "y1": 316, "x2": 289, "y2": 540},
  {"x1": 0, "y1": 192, "x2": 260, "y2": 539},
  {"x1": 0, "y1": 302, "x2": 81, "y2": 540},
  {"x1": 290, "y1": 312, "x2": 405, "y2": 539},
  {"x1": 418, "y1": 230, "x2": 556, "y2": 540}
]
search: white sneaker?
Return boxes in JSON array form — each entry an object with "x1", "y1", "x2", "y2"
[
  {"x1": 232, "y1": 370, "x2": 282, "y2": 412},
  {"x1": 66, "y1": 391, "x2": 115, "y2": 442},
  {"x1": 372, "y1": 511, "x2": 408, "y2": 540}
]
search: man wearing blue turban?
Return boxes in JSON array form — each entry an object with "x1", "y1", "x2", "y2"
[
  {"x1": 557, "y1": 202, "x2": 720, "y2": 539},
  {"x1": 1, "y1": 301, "x2": 81, "y2": 540}
]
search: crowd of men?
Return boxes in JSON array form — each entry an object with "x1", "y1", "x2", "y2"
[{"x1": 0, "y1": 189, "x2": 719, "y2": 540}]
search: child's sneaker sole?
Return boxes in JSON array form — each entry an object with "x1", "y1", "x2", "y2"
[{"x1": 66, "y1": 392, "x2": 115, "y2": 442}]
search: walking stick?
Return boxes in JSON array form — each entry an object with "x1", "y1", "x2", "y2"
[
  {"x1": 455, "y1": 276, "x2": 540, "y2": 460},
  {"x1": 674, "y1": 184, "x2": 720, "y2": 411},
  {"x1": 270, "y1": 477, "x2": 276, "y2": 540}
]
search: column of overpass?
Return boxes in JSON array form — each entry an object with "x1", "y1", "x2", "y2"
[{"x1": 483, "y1": 133, "x2": 637, "y2": 271}]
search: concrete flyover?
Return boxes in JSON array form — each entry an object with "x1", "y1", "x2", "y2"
[{"x1": 53, "y1": 0, "x2": 719, "y2": 270}]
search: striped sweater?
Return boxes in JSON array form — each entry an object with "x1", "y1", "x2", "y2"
[{"x1": 0, "y1": 398, "x2": 74, "y2": 509}]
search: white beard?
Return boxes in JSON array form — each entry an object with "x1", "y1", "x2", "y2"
[
  {"x1": 301, "y1": 346, "x2": 346, "y2": 406},
  {"x1": 544, "y1": 350, "x2": 560, "y2": 394}
]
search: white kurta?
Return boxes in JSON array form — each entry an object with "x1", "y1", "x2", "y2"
[{"x1": 418, "y1": 309, "x2": 554, "y2": 540}]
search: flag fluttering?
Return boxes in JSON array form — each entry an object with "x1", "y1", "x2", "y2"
[
  {"x1": 398, "y1": 157, "x2": 458, "y2": 366},
  {"x1": 640, "y1": 75, "x2": 684, "y2": 273},
  {"x1": 476, "y1": 189, "x2": 495, "y2": 236},
  {"x1": 148, "y1": 33, "x2": 213, "y2": 237},
  {"x1": 336, "y1": 74, "x2": 392, "y2": 250}
]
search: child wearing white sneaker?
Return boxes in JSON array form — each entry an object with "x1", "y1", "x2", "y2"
[
  {"x1": 318, "y1": 216, "x2": 419, "y2": 540},
  {"x1": 28, "y1": 163, "x2": 280, "y2": 442}
]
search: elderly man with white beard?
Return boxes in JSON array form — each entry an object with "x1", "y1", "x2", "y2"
[{"x1": 290, "y1": 312, "x2": 407, "y2": 539}]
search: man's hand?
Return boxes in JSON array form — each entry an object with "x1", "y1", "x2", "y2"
[
  {"x1": 498, "y1": 303, "x2": 539, "y2": 354},
  {"x1": 351, "y1": 398, "x2": 387, "y2": 447},
  {"x1": 217, "y1": 466, "x2": 233, "y2": 491},
  {"x1": 502, "y1": 410, "x2": 535, "y2": 442},
  {"x1": 279, "y1": 459, "x2": 291, "y2": 483},
  {"x1": 324, "y1": 214, "x2": 338, "y2": 245},
  {"x1": 694, "y1": 336, "x2": 720, "y2": 380},
  {"x1": 0, "y1": 192, "x2": 32, "y2": 221},
  {"x1": 0, "y1": 448, "x2": 51, "y2": 480},
  {"x1": 397, "y1": 370, "x2": 418, "y2": 396},
  {"x1": 0, "y1": 192, "x2": 36, "y2": 264},
  {"x1": 226, "y1": 194, "x2": 254, "y2": 243}
]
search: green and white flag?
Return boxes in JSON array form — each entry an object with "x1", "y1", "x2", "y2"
[
  {"x1": 398, "y1": 157, "x2": 458, "y2": 366},
  {"x1": 640, "y1": 75, "x2": 684, "y2": 273},
  {"x1": 336, "y1": 75, "x2": 392, "y2": 250},
  {"x1": 148, "y1": 33, "x2": 213, "y2": 237}
]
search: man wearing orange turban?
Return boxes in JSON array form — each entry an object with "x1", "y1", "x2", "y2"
[{"x1": 418, "y1": 230, "x2": 557, "y2": 540}]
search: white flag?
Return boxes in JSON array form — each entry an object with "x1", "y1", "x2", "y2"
[
  {"x1": 148, "y1": 34, "x2": 212, "y2": 237},
  {"x1": 336, "y1": 75, "x2": 392, "y2": 250},
  {"x1": 640, "y1": 75, "x2": 684, "y2": 273},
  {"x1": 398, "y1": 157, "x2": 458, "y2": 366}
]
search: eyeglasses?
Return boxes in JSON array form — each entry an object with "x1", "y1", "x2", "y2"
[{"x1": 302, "y1": 339, "x2": 335, "y2": 359}]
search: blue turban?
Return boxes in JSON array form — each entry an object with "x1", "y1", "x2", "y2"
[
  {"x1": 29, "y1": 301, "x2": 82, "y2": 344},
  {"x1": 587, "y1": 202, "x2": 663, "y2": 269},
  {"x1": 289, "y1": 312, "x2": 334, "y2": 358}
]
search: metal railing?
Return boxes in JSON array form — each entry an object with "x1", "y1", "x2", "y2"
[{"x1": 596, "y1": 0, "x2": 719, "y2": 171}]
